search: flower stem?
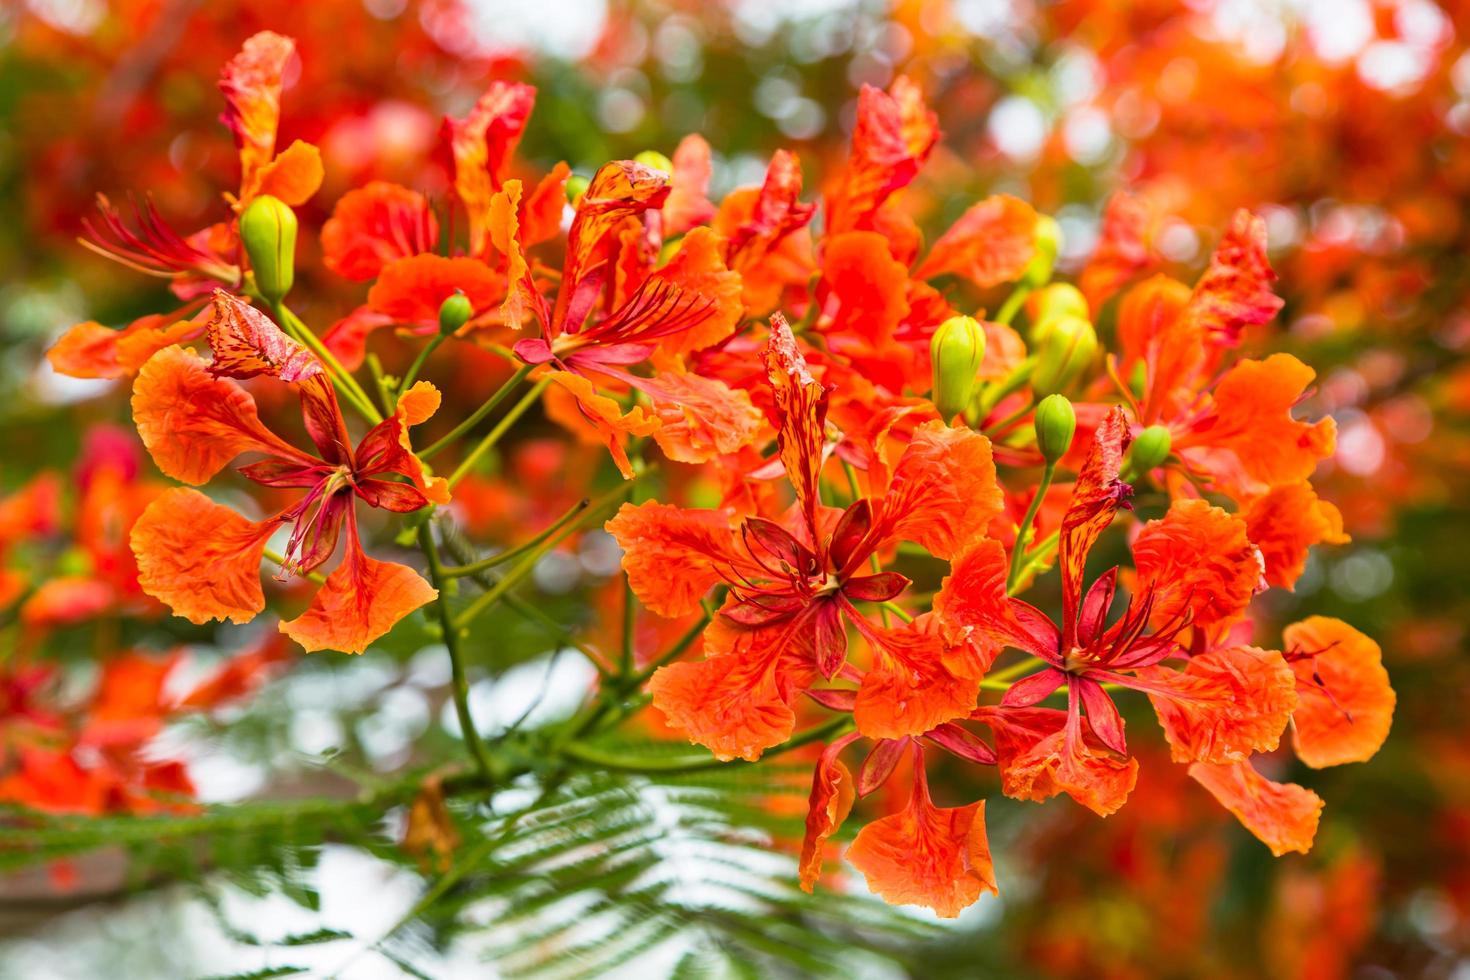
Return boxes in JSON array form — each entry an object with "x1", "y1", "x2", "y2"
[
  {"x1": 270, "y1": 300, "x2": 382, "y2": 424},
  {"x1": 398, "y1": 333, "x2": 447, "y2": 401},
  {"x1": 439, "y1": 498, "x2": 590, "y2": 578},
  {"x1": 994, "y1": 283, "x2": 1032, "y2": 326},
  {"x1": 418, "y1": 524, "x2": 495, "y2": 784},
  {"x1": 447, "y1": 376, "x2": 552, "y2": 488},
  {"x1": 1008, "y1": 460, "x2": 1056, "y2": 595},
  {"x1": 420, "y1": 362, "x2": 535, "y2": 461}
]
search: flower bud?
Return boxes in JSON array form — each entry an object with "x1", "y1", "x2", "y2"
[
  {"x1": 566, "y1": 174, "x2": 590, "y2": 206},
  {"x1": 930, "y1": 315, "x2": 987, "y2": 420},
  {"x1": 439, "y1": 291, "x2": 473, "y2": 336},
  {"x1": 1026, "y1": 283, "x2": 1089, "y2": 345},
  {"x1": 239, "y1": 194, "x2": 297, "y2": 304},
  {"x1": 1022, "y1": 214, "x2": 1062, "y2": 287},
  {"x1": 633, "y1": 150, "x2": 674, "y2": 176},
  {"x1": 1034, "y1": 394, "x2": 1076, "y2": 464},
  {"x1": 1030, "y1": 314, "x2": 1097, "y2": 396},
  {"x1": 1127, "y1": 425, "x2": 1172, "y2": 473}
]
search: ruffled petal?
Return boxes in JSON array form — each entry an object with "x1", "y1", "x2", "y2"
[
  {"x1": 545, "y1": 371, "x2": 661, "y2": 479},
  {"x1": 488, "y1": 178, "x2": 544, "y2": 330},
  {"x1": 846, "y1": 761, "x2": 996, "y2": 918},
  {"x1": 882, "y1": 421, "x2": 1003, "y2": 560},
  {"x1": 1244, "y1": 483, "x2": 1349, "y2": 589},
  {"x1": 1284, "y1": 617, "x2": 1394, "y2": 768},
  {"x1": 322, "y1": 181, "x2": 438, "y2": 281},
  {"x1": 1178, "y1": 209, "x2": 1283, "y2": 346},
  {"x1": 367, "y1": 254, "x2": 505, "y2": 326},
  {"x1": 1137, "y1": 645, "x2": 1297, "y2": 764},
  {"x1": 977, "y1": 705, "x2": 1138, "y2": 817},
  {"x1": 48, "y1": 313, "x2": 203, "y2": 380},
  {"x1": 131, "y1": 346, "x2": 308, "y2": 484},
  {"x1": 353, "y1": 380, "x2": 450, "y2": 505},
  {"x1": 764, "y1": 314, "x2": 832, "y2": 533},
  {"x1": 643, "y1": 372, "x2": 766, "y2": 465},
  {"x1": 1080, "y1": 191, "x2": 1154, "y2": 308},
  {"x1": 854, "y1": 613, "x2": 989, "y2": 740},
  {"x1": 130, "y1": 488, "x2": 280, "y2": 625},
  {"x1": 280, "y1": 524, "x2": 436, "y2": 654},
  {"x1": 934, "y1": 538, "x2": 1060, "y2": 659},
  {"x1": 205, "y1": 290, "x2": 321, "y2": 382},
  {"x1": 1133, "y1": 498, "x2": 1263, "y2": 636},
  {"x1": 605, "y1": 500, "x2": 758, "y2": 618},
  {"x1": 1189, "y1": 760, "x2": 1323, "y2": 857},
  {"x1": 662, "y1": 133, "x2": 716, "y2": 237},
  {"x1": 560, "y1": 159, "x2": 671, "y2": 313},
  {"x1": 1058, "y1": 407, "x2": 1132, "y2": 643},
  {"x1": 915, "y1": 194, "x2": 1038, "y2": 288},
  {"x1": 218, "y1": 31, "x2": 294, "y2": 199}
]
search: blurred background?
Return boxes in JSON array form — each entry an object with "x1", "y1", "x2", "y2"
[{"x1": 1, "y1": 0, "x2": 1468, "y2": 977}]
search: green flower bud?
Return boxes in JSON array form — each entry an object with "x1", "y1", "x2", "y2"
[
  {"x1": 930, "y1": 315, "x2": 987, "y2": 421},
  {"x1": 1030, "y1": 314, "x2": 1097, "y2": 396},
  {"x1": 439, "y1": 291, "x2": 473, "y2": 336},
  {"x1": 239, "y1": 194, "x2": 297, "y2": 304},
  {"x1": 1129, "y1": 361, "x2": 1148, "y2": 401},
  {"x1": 633, "y1": 150, "x2": 674, "y2": 176},
  {"x1": 1034, "y1": 394, "x2": 1076, "y2": 464},
  {"x1": 566, "y1": 174, "x2": 590, "y2": 206},
  {"x1": 1026, "y1": 283, "x2": 1089, "y2": 345},
  {"x1": 1022, "y1": 214, "x2": 1063, "y2": 287},
  {"x1": 1127, "y1": 425, "x2": 1172, "y2": 473}
]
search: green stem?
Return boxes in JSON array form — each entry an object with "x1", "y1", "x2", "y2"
[
  {"x1": 364, "y1": 353, "x2": 397, "y2": 416},
  {"x1": 418, "y1": 525, "x2": 495, "y2": 784},
  {"x1": 562, "y1": 713, "x2": 853, "y2": 774},
  {"x1": 982, "y1": 398, "x2": 1035, "y2": 439},
  {"x1": 447, "y1": 377, "x2": 552, "y2": 488},
  {"x1": 421, "y1": 363, "x2": 534, "y2": 462},
  {"x1": 399, "y1": 332, "x2": 447, "y2": 401},
  {"x1": 439, "y1": 499, "x2": 590, "y2": 578},
  {"x1": 501, "y1": 593, "x2": 613, "y2": 678},
  {"x1": 880, "y1": 601, "x2": 914, "y2": 623},
  {"x1": 994, "y1": 283, "x2": 1032, "y2": 326},
  {"x1": 270, "y1": 300, "x2": 382, "y2": 424},
  {"x1": 1008, "y1": 461, "x2": 1056, "y2": 595}
]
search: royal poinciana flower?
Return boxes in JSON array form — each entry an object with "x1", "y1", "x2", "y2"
[
  {"x1": 936, "y1": 407, "x2": 1298, "y2": 817},
  {"x1": 48, "y1": 31, "x2": 324, "y2": 381},
  {"x1": 128, "y1": 291, "x2": 441, "y2": 653},
  {"x1": 608, "y1": 315, "x2": 1004, "y2": 761}
]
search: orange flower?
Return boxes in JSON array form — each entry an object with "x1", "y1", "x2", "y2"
[
  {"x1": 1188, "y1": 760, "x2": 1323, "y2": 857},
  {"x1": 129, "y1": 292, "x2": 439, "y2": 653},
  {"x1": 321, "y1": 181, "x2": 439, "y2": 281}
]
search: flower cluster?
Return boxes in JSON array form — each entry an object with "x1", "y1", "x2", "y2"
[{"x1": 47, "y1": 31, "x2": 1393, "y2": 917}]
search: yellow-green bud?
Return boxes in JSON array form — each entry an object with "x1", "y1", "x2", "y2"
[
  {"x1": 1026, "y1": 283, "x2": 1089, "y2": 344},
  {"x1": 1030, "y1": 314, "x2": 1097, "y2": 396},
  {"x1": 633, "y1": 150, "x2": 674, "y2": 176},
  {"x1": 1129, "y1": 361, "x2": 1148, "y2": 401},
  {"x1": 439, "y1": 291, "x2": 473, "y2": 336},
  {"x1": 1022, "y1": 214, "x2": 1062, "y2": 287},
  {"x1": 1128, "y1": 425, "x2": 1172, "y2": 473},
  {"x1": 239, "y1": 194, "x2": 297, "y2": 304},
  {"x1": 1034, "y1": 394, "x2": 1076, "y2": 464},
  {"x1": 566, "y1": 174, "x2": 590, "y2": 206},
  {"x1": 930, "y1": 315, "x2": 987, "y2": 420}
]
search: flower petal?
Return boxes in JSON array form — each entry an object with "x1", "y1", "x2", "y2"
[
  {"x1": 662, "y1": 133, "x2": 716, "y2": 237},
  {"x1": 1137, "y1": 645, "x2": 1297, "y2": 764},
  {"x1": 820, "y1": 231, "x2": 910, "y2": 348},
  {"x1": 219, "y1": 31, "x2": 294, "y2": 198},
  {"x1": 130, "y1": 488, "x2": 280, "y2": 625},
  {"x1": 1178, "y1": 209, "x2": 1283, "y2": 346},
  {"x1": 605, "y1": 500, "x2": 759, "y2": 618},
  {"x1": 855, "y1": 613, "x2": 989, "y2": 740},
  {"x1": 976, "y1": 705, "x2": 1138, "y2": 817},
  {"x1": 205, "y1": 290, "x2": 321, "y2": 383},
  {"x1": 882, "y1": 421, "x2": 1003, "y2": 560},
  {"x1": 1244, "y1": 482, "x2": 1349, "y2": 589},
  {"x1": 322, "y1": 181, "x2": 438, "y2": 281},
  {"x1": 798, "y1": 734, "x2": 859, "y2": 892},
  {"x1": 545, "y1": 371, "x2": 661, "y2": 479},
  {"x1": 446, "y1": 80, "x2": 536, "y2": 258},
  {"x1": 1189, "y1": 760, "x2": 1322, "y2": 857},
  {"x1": 1284, "y1": 617, "x2": 1394, "y2": 768},
  {"x1": 643, "y1": 371, "x2": 766, "y2": 465},
  {"x1": 934, "y1": 538, "x2": 1059, "y2": 660},
  {"x1": 826, "y1": 76, "x2": 938, "y2": 235},
  {"x1": 764, "y1": 314, "x2": 832, "y2": 533},
  {"x1": 1058, "y1": 406, "x2": 1131, "y2": 646},
  {"x1": 915, "y1": 194, "x2": 1038, "y2": 288},
  {"x1": 132, "y1": 346, "x2": 309, "y2": 484},
  {"x1": 1133, "y1": 497, "x2": 1263, "y2": 637}
]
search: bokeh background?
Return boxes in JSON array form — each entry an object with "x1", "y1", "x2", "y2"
[{"x1": 1, "y1": 0, "x2": 1468, "y2": 977}]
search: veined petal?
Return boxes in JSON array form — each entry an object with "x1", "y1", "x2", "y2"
[
  {"x1": 1284, "y1": 617, "x2": 1394, "y2": 768},
  {"x1": 935, "y1": 538, "x2": 1059, "y2": 660},
  {"x1": 367, "y1": 254, "x2": 505, "y2": 326},
  {"x1": 251, "y1": 139, "x2": 322, "y2": 207},
  {"x1": 854, "y1": 612, "x2": 989, "y2": 740},
  {"x1": 915, "y1": 194, "x2": 1038, "y2": 288},
  {"x1": 642, "y1": 371, "x2": 766, "y2": 465},
  {"x1": 826, "y1": 76, "x2": 939, "y2": 235},
  {"x1": 1058, "y1": 407, "x2": 1131, "y2": 646},
  {"x1": 322, "y1": 181, "x2": 438, "y2": 281},
  {"x1": 545, "y1": 371, "x2": 660, "y2": 480},
  {"x1": 764, "y1": 314, "x2": 832, "y2": 534},
  {"x1": 1244, "y1": 483, "x2": 1349, "y2": 589},
  {"x1": 205, "y1": 290, "x2": 321, "y2": 382},
  {"x1": 1178, "y1": 209, "x2": 1283, "y2": 346},
  {"x1": 280, "y1": 522, "x2": 436, "y2": 654},
  {"x1": 662, "y1": 134, "x2": 716, "y2": 237},
  {"x1": 1133, "y1": 498, "x2": 1263, "y2": 636},
  {"x1": 605, "y1": 500, "x2": 759, "y2": 618},
  {"x1": 1189, "y1": 760, "x2": 1322, "y2": 857},
  {"x1": 643, "y1": 227, "x2": 743, "y2": 356},
  {"x1": 846, "y1": 757, "x2": 996, "y2": 918},
  {"x1": 48, "y1": 313, "x2": 203, "y2": 380},
  {"x1": 560, "y1": 159, "x2": 671, "y2": 316},
  {"x1": 882, "y1": 421, "x2": 1003, "y2": 560},
  {"x1": 1136, "y1": 645, "x2": 1297, "y2": 764},
  {"x1": 130, "y1": 488, "x2": 281, "y2": 625},
  {"x1": 353, "y1": 381, "x2": 450, "y2": 505},
  {"x1": 132, "y1": 346, "x2": 310, "y2": 484},
  {"x1": 820, "y1": 231, "x2": 910, "y2": 348}
]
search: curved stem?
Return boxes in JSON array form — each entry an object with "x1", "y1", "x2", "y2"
[
  {"x1": 448, "y1": 376, "x2": 552, "y2": 489},
  {"x1": 562, "y1": 713, "x2": 853, "y2": 774},
  {"x1": 420, "y1": 363, "x2": 534, "y2": 462},
  {"x1": 270, "y1": 300, "x2": 381, "y2": 424},
  {"x1": 398, "y1": 332, "x2": 447, "y2": 401},
  {"x1": 1008, "y1": 461, "x2": 1056, "y2": 595},
  {"x1": 994, "y1": 283, "x2": 1032, "y2": 326},
  {"x1": 440, "y1": 499, "x2": 590, "y2": 579}
]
